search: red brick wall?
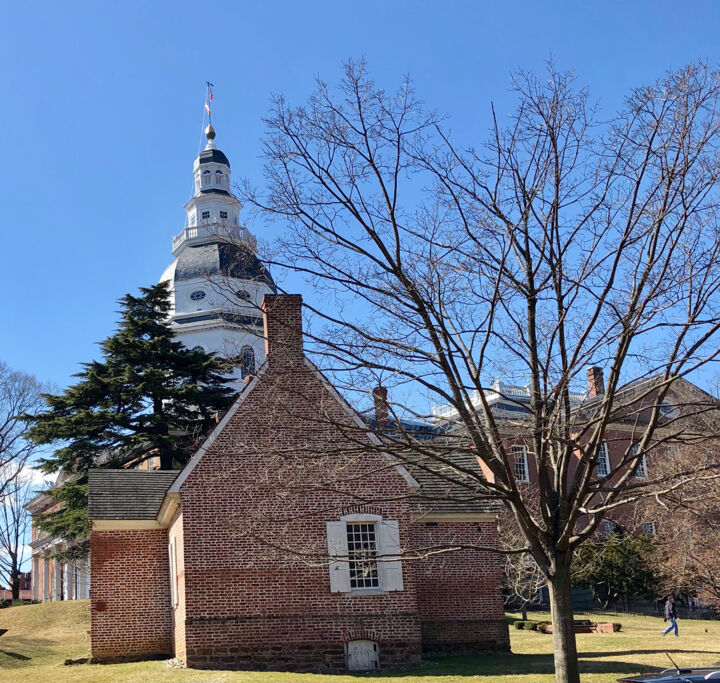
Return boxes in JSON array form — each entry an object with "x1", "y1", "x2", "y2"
[
  {"x1": 178, "y1": 357, "x2": 423, "y2": 671},
  {"x1": 90, "y1": 529, "x2": 172, "y2": 662},
  {"x1": 410, "y1": 521, "x2": 510, "y2": 653}
]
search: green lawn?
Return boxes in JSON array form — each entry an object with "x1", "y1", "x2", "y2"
[{"x1": 1, "y1": 601, "x2": 719, "y2": 682}]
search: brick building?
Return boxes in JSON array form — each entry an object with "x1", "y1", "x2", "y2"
[
  {"x1": 432, "y1": 368, "x2": 719, "y2": 537},
  {"x1": 88, "y1": 294, "x2": 509, "y2": 672}
]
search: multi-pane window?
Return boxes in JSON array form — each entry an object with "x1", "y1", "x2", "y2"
[
  {"x1": 201, "y1": 210, "x2": 210, "y2": 220},
  {"x1": 632, "y1": 444, "x2": 648, "y2": 479},
  {"x1": 220, "y1": 210, "x2": 228, "y2": 219},
  {"x1": 596, "y1": 442, "x2": 610, "y2": 477},
  {"x1": 346, "y1": 522, "x2": 379, "y2": 589},
  {"x1": 512, "y1": 445, "x2": 529, "y2": 482},
  {"x1": 600, "y1": 519, "x2": 616, "y2": 537},
  {"x1": 240, "y1": 346, "x2": 256, "y2": 378},
  {"x1": 641, "y1": 521, "x2": 657, "y2": 535}
]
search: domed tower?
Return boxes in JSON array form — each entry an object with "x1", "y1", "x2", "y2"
[{"x1": 161, "y1": 124, "x2": 275, "y2": 388}]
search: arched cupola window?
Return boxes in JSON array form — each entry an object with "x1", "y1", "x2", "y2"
[{"x1": 240, "y1": 346, "x2": 255, "y2": 378}]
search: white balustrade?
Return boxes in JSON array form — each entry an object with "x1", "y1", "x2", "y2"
[{"x1": 172, "y1": 221, "x2": 257, "y2": 255}]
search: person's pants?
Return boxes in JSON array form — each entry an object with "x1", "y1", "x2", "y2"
[{"x1": 663, "y1": 618, "x2": 679, "y2": 636}]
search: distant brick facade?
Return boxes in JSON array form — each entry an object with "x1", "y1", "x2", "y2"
[{"x1": 89, "y1": 294, "x2": 508, "y2": 671}]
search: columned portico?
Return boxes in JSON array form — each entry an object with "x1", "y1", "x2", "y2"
[{"x1": 26, "y1": 491, "x2": 91, "y2": 602}]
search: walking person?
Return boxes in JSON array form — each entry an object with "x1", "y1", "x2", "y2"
[{"x1": 662, "y1": 596, "x2": 679, "y2": 637}]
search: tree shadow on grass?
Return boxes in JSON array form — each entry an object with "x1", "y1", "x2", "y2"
[
  {"x1": 0, "y1": 649, "x2": 31, "y2": 660},
  {"x1": 581, "y1": 648, "x2": 720, "y2": 659},
  {"x1": 367, "y1": 653, "x2": 673, "y2": 678}
]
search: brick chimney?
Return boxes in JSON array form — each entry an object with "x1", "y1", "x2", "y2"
[
  {"x1": 586, "y1": 366, "x2": 605, "y2": 398},
  {"x1": 373, "y1": 386, "x2": 389, "y2": 428},
  {"x1": 261, "y1": 294, "x2": 304, "y2": 363}
]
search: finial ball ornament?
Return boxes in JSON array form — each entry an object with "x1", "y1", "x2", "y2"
[{"x1": 205, "y1": 124, "x2": 216, "y2": 140}]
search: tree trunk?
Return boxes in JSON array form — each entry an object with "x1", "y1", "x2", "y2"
[
  {"x1": 521, "y1": 602, "x2": 528, "y2": 621},
  {"x1": 11, "y1": 569, "x2": 19, "y2": 600},
  {"x1": 548, "y1": 560, "x2": 580, "y2": 683}
]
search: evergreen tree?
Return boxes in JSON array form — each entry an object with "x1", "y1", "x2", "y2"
[
  {"x1": 571, "y1": 527, "x2": 661, "y2": 609},
  {"x1": 25, "y1": 281, "x2": 237, "y2": 542}
]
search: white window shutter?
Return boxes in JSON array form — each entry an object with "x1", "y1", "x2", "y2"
[
  {"x1": 379, "y1": 519, "x2": 404, "y2": 592},
  {"x1": 326, "y1": 521, "x2": 351, "y2": 593}
]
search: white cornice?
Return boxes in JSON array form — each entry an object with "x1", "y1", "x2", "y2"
[
  {"x1": 92, "y1": 519, "x2": 162, "y2": 531},
  {"x1": 156, "y1": 492, "x2": 180, "y2": 528},
  {"x1": 411, "y1": 512, "x2": 497, "y2": 522}
]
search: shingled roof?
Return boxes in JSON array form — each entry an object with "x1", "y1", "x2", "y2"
[
  {"x1": 88, "y1": 469, "x2": 178, "y2": 520},
  {"x1": 404, "y1": 450, "x2": 501, "y2": 516}
]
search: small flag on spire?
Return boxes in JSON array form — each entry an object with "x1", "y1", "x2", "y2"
[
  {"x1": 208, "y1": 89, "x2": 214, "y2": 103},
  {"x1": 205, "y1": 102, "x2": 211, "y2": 115}
]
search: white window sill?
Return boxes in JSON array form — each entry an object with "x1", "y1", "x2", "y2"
[{"x1": 346, "y1": 589, "x2": 388, "y2": 596}]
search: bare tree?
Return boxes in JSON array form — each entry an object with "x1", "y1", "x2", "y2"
[
  {"x1": 500, "y1": 512, "x2": 546, "y2": 620},
  {"x1": 641, "y1": 444, "x2": 720, "y2": 607},
  {"x1": 0, "y1": 470, "x2": 34, "y2": 600},
  {"x1": 0, "y1": 362, "x2": 46, "y2": 498},
  {"x1": 244, "y1": 61, "x2": 720, "y2": 683}
]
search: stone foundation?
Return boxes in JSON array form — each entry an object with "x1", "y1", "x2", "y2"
[{"x1": 185, "y1": 639, "x2": 421, "y2": 672}]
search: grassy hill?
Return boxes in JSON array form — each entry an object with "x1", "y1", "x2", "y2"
[{"x1": 1, "y1": 601, "x2": 720, "y2": 682}]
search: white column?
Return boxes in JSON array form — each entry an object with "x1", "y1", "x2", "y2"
[
  {"x1": 31, "y1": 556, "x2": 39, "y2": 602},
  {"x1": 68, "y1": 561, "x2": 76, "y2": 600},
  {"x1": 42, "y1": 556, "x2": 50, "y2": 602},
  {"x1": 53, "y1": 556, "x2": 61, "y2": 601},
  {"x1": 63, "y1": 562, "x2": 71, "y2": 601},
  {"x1": 77, "y1": 559, "x2": 89, "y2": 599}
]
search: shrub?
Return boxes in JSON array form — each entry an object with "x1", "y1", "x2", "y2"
[{"x1": 514, "y1": 620, "x2": 540, "y2": 630}]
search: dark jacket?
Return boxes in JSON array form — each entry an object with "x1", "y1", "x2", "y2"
[{"x1": 664, "y1": 599, "x2": 677, "y2": 620}]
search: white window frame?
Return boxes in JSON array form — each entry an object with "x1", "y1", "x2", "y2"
[
  {"x1": 326, "y1": 513, "x2": 403, "y2": 594},
  {"x1": 659, "y1": 400, "x2": 678, "y2": 419},
  {"x1": 641, "y1": 521, "x2": 657, "y2": 535},
  {"x1": 346, "y1": 521, "x2": 380, "y2": 590},
  {"x1": 512, "y1": 444, "x2": 529, "y2": 483},
  {"x1": 168, "y1": 536, "x2": 178, "y2": 608},
  {"x1": 596, "y1": 442, "x2": 610, "y2": 477},
  {"x1": 631, "y1": 443, "x2": 648, "y2": 479}
]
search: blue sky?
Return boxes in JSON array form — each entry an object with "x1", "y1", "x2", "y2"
[{"x1": 2, "y1": 0, "x2": 720, "y2": 389}]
